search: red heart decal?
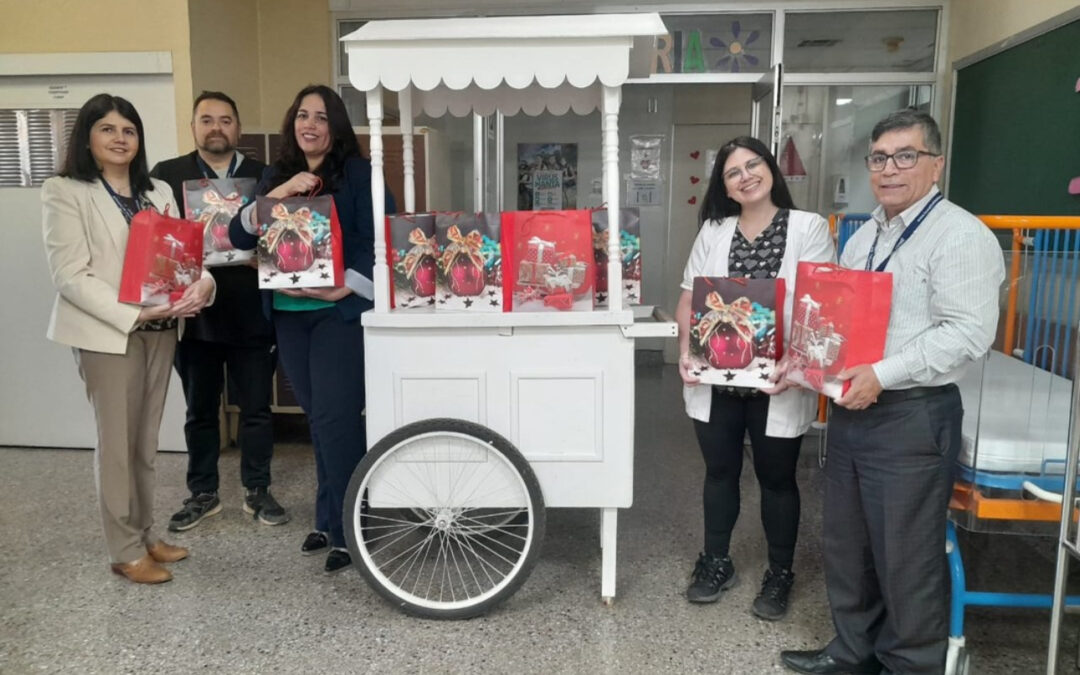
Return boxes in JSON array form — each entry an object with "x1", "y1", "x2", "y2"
[
  {"x1": 690, "y1": 151, "x2": 701, "y2": 159},
  {"x1": 688, "y1": 196, "x2": 697, "y2": 205},
  {"x1": 690, "y1": 176, "x2": 700, "y2": 184}
]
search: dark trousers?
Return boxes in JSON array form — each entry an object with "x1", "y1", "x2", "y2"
[
  {"x1": 692, "y1": 389, "x2": 803, "y2": 569},
  {"x1": 823, "y1": 386, "x2": 962, "y2": 674},
  {"x1": 273, "y1": 308, "x2": 366, "y2": 548},
  {"x1": 175, "y1": 338, "x2": 275, "y2": 494}
]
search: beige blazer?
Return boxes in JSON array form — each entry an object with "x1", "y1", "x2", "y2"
[{"x1": 42, "y1": 175, "x2": 212, "y2": 354}]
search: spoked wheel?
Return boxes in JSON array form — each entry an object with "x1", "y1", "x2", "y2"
[{"x1": 344, "y1": 418, "x2": 546, "y2": 619}]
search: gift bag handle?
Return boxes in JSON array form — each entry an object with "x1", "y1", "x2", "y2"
[{"x1": 307, "y1": 177, "x2": 323, "y2": 199}]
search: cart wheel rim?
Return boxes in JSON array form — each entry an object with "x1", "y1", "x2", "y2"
[{"x1": 349, "y1": 429, "x2": 540, "y2": 613}]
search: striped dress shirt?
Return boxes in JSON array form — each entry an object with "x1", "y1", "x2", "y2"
[{"x1": 840, "y1": 186, "x2": 1006, "y2": 390}]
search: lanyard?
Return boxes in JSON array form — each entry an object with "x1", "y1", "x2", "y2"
[
  {"x1": 100, "y1": 178, "x2": 143, "y2": 224},
  {"x1": 865, "y1": 192, "x2": 943, "y2": 272},
  {"x1": 195, "y1": 152, "x2": 237, "y2": 179}
]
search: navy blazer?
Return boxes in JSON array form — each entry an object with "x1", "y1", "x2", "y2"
[{"x1": 230, "y1": 157, "x2": 396, "y2": 322}]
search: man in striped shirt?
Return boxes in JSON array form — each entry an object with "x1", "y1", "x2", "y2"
[{"x1": 781, "y1": 110, "x2": 1005, "y2": 674}]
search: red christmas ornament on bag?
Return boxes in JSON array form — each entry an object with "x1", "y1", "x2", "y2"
[
  {"x1": 274, "y1": 230, "x2": 315, "y2": 272},
  {"x1": 441, "y1": 225, "x2": 486, "y2": 297},
  {"x1": 411, "y1": 256, "x2": 437, "y2": 296},
  {"x1": 706, "y1": 327, "x2": 754, "y2": 370},
  {"x1": 208, "y1": 221, "x2": 231, "y2": 251},
  {"x1": 697, "y1": 292, "x2": 756, "y2": 370},
  {"x1": 449, "y1": 257, "x2": 485, "y2": 296},
  {"x1": 263, "y1": 204, "x2": 316, "y2": 273}
]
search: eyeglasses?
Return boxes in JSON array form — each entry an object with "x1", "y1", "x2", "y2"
[
  {"x1": 865, "y1": 149, "x2": 940, "y2": 172},
  {"x1": 722, "y1": 156, "x2": 766, "y2": 182}
]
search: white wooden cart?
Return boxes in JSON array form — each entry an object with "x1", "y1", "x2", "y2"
[{"x1": 340, "y1": 14, "x2": 675, "y2": 619}]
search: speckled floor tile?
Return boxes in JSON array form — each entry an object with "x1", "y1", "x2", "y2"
[{"x1": 0, "y1": 364, "x2": 1075, "y2": 673}]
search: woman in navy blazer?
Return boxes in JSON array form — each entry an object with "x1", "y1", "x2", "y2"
[{"x1": 230, "y1": 84, "x2": 394, "y2": 574}]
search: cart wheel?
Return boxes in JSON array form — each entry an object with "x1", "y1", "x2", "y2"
[{"x1": 344, "y1": 418, "x2": 546, "y2": 619}]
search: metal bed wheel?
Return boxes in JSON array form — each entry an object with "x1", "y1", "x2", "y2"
[{"x1": 344, "y1": 418, "x2": 546, "y2": 619}]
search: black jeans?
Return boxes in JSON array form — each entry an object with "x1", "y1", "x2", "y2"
[
  {"x1": 175, "y1": 339, "x2": 275, "y2": 494},
  {"x1": 823, "y1": 385, "x2": 962, "y2": 674},
  {"x1": 273, "y1": 308, "x2": 367, "y2": 548},
  {"x1": 692, "y1": 389, "x2": 803, "y2": 569}
]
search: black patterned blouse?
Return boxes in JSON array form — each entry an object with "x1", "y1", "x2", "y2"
[{"x1": 718, "y1": 208, "x2": 788, "y2": 397}]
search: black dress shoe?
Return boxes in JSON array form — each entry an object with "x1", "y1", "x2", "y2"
[{"x1": 780, "y1": 649, "x2": 881, "y2": 674}]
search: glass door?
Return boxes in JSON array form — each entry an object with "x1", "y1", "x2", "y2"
[{"x1": 752, "y1": 62, "x2": 783, "y2": 155}]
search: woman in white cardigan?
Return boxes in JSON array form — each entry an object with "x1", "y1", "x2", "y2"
[
  {"x1": 42, "y1": 94, "x2": 214, "y2": 584},
  {"x1": 676, "y1": 136, "x2": 834, "y2": 619}
]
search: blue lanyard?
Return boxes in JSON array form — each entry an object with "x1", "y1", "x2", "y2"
[
  {"x1": 195, "y1": 153, "x2": 237, "y2": 179},
  {"x1": 865, "y1": 192, "x2": 943, "y2": 272},
  {"x1": 100, "y1": 178, "x2": 143, "y2": 224}
]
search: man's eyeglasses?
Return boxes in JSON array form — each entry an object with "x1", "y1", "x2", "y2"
[
  {"x1": 865, "y1": 149, "x2": 940, "y2": 172},
  {"x1": 722, "y1": 156, "x2": 766, "y2": 182}
]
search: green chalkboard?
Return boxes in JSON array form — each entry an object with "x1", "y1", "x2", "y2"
[{"x1": 948, "y1": 19, "x2": 1080, "y2": 216}]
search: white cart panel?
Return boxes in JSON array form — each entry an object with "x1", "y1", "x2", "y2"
[{"x1": 365, "y1": 324, "x2": 635, "y2": 509}]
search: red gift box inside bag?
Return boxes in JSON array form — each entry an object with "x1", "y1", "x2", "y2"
[
  {"x1": 788, "y1": 261, "x2": 892, "y2": 398},
  {"x1": 119, "y1": 209, "x2": 204, "y2": 306},
  {"x1": 502, "y1": 209, "x2": 594, "y2": 311}
]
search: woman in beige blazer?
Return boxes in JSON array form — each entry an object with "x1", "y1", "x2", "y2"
[{"x1": 42, "y1": 94, "x2": 215, "y2": 584}]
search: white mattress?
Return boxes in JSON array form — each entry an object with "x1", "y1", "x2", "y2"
[{"x1": 956, "y1": 351, "x2": 1073, "y2": 474}]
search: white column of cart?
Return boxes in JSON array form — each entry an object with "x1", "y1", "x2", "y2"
[{"x1": 343, "y1": 14, "x2": 673, "y2": 616}]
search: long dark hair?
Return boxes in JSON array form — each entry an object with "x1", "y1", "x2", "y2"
[
  {"x1": 271, "y1": 85, "x2": 361, "y2": 191},
  {"x1": 698, "y1": 136, "x2": 795, "y2": 226},
  {"x1": 59, "y1": 93, "x2": 153, "y2": 196}
]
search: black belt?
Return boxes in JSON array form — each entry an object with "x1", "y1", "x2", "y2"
[{"x1": 875, "y1": 384, "x2": 957, "y2": 405}]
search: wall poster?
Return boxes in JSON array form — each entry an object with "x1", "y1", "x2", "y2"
[{"x1": 517, "y1": 143, "x2": 578, "y2": 210}]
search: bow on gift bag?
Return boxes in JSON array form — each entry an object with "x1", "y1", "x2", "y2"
[
  {"x1": 403, "y1": 226, "x2": 438, "y2": 283},
  {"x1": 696, "y1": 292, "x2": 757, "y2": 370},
  {"x1": 263, "y1": 203, "x2": 315, "y2": 273},
  {"x1": 440, "y1": 224, "x2": 485, "y2": 296},
  {"x1": 201, "y1": 189, "x2": 246, "y2": 221}
]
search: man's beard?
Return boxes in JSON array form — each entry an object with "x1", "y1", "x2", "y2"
[{"x1": 200, "y1": 134, "x2": 235, "y2": 155}]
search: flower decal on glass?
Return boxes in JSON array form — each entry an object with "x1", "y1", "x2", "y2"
[{"x1": 710, "y1": 21, "x2": 761, "y2": 73}]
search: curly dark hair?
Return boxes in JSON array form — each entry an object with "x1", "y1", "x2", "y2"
[{"x1": 270, "y1": 84, "x2": 362, "y2": 192}]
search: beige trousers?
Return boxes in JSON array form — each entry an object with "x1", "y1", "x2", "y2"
[{"x1": 75, "y1": 329, "x2": 177, "y2": 563}]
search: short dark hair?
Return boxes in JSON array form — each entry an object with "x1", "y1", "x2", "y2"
[
  {"x1": 58, "y1": 93, "x2": 153, "y2": 197},
  {"x1": 271, "y1": 84, "x2": 362, "y2": 192},
  {"x1": 699, "y1": 135, "x2": 796, "y2": 225},
  {"x1": 193, "y1": 90, "x2": 240, "y2": 122},
  {"x1": 870, "y1": 109, "x2": 942, "y2": 155}
]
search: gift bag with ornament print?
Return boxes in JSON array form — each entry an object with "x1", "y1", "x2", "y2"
[
  {"x1": 688, "y1": 277, "x2": 785, "y2": 388},
  {"x1": 183, "y1": 178, "x2": 257, "y2": 266},
  {"x1": 255, "y1": 193, "x2": 343, "y2": 289},
  {"x1": 119, "y1": 208, "x2": 204, "y2": 306},
  {"x1": 435, "y1": 212, "x2": 503, "y2": 312},
  {"x1": 386, "y1": 213, "x2": 437, "y2": 309},
  {"x1": 786, "y1": 262, "x2": 892, "y2": 399},
  {"x1": 592, "y1": 207, "x2": 642, "y2": 307},
  {"x1": 503, "y1": 209, "x2": 594, "y2": 312}
]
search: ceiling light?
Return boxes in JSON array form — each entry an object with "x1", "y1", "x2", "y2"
[{"x1": 836, "y1": 98, "x2": 852, "y2": 106}]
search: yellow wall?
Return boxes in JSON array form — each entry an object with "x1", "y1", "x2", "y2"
[
  {"x1": 0, "y1": 0, "x2": 194, "y2": 151},
  {"x1": 188, "y1": 0, "x2": 262, "y2": 129},
  {"x1": 255, "y1": 0, "x2": 332, "y2": 134},
  {"x1": 948, "y1": 0, "x2": 1078, "y2": 63}
]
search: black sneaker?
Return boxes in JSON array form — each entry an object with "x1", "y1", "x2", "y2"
[
  {"x1": 325, "y1": 548, "x2": 352, "y2": 575},
  {"x1": 242, "y1": 486, "x2": 291, "y2": 526},
  {"x1": 752, "y1": 567, "x2": 795, "y2": 620},
  {"x1": 301, "y1": 531, "x2": 329, "y2": 556},
  {"x1": 168, "y1": 492, "x2": 222, "y2": 532},
  {"x1": 686, "y1": 552, "x2": 736, "y2": 603}
]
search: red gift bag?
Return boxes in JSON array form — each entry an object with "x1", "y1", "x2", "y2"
[
  {"x1": 787, "y1": 262, "x2": 892, "y2": 399},
  {"x1": 255, "y1": 193, "x2": 344, "y2": 289},
  {"x1": 183, "y1": 177, "x2": 256, "y2": 266},
  {"x1": 688, "y1": 277, "x2": 786, "y2": 388},
  {"x1": 386, "y1": 213, "x2": 437, "y2": 309},
  {"x1": 502, "y1": 209, "x2": 594, "y2": 312},
  {"x1": 119, "y1": 208, "x2": 204, "y2": 306}
]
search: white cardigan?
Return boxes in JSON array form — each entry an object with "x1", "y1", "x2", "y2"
[{"x1": 681, "y1": 209, "x2": 836, "y2": 438}]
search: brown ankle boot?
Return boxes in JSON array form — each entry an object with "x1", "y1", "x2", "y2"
[
  {"x1": 147, "y1": 540, "x2": 189, "y2": 563},
  {"x1": 111, "y1": 554, "x2": 173, "y2": 584}
]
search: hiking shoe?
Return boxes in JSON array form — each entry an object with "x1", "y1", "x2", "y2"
[
  {"x1": 752, "y1": 567, "x2": 795, "y2": 620},
  {"x1": 168, "y1": 492, "x2": 222, "y2": 532},
  {"x1": 242, "y1": 486, "x2": 291, "y2": 526},
  {"x1": 301, "y1": 531, "x2": 329, "y2": 556},
  {"x1": 686, "y1": 552, "x2": 736, "y2": 603},
  {"x1": 325, "y1": 548, "x2": 352, "y2": 575}
]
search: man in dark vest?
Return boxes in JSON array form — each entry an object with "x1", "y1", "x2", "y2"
[{"x1": 151, "y1": 91, "x2": 289, "y2": 531}]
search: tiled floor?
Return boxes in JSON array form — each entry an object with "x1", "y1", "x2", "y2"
[{"x1": 0, "y1": 364, "x2": 1075, "y2": 673}]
